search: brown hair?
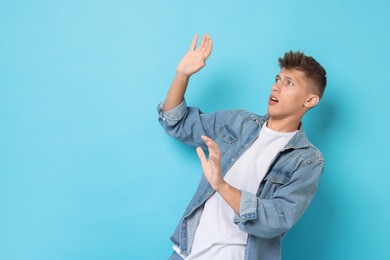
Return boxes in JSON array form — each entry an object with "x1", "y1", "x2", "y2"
[{"x1": 278, "y1": 51, "x2": 327, "y2": 98}]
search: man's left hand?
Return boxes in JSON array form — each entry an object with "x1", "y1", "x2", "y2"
[{"x1": 196, "y1": 135, "x2": 226, "y2": 191}]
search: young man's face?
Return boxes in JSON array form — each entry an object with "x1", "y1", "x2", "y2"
[{"x1": 267, "y1": 68, "x2": 316, "y2": 121}]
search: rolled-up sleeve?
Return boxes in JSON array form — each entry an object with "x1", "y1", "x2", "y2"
[
  {"x1": 157, "y1": 99, "x2": 235, "y2": 148},
  {"x1": 158, "y1": 99, "x2": 188, "y2": 127},
  {"x1": 233, "y1": 159, "x2": 324, "y2": 239},
  {"x1": 234, "y1": 190, "x2": 258, "y2": 223}
]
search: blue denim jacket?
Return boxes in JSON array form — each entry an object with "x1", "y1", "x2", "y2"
[{"x1": 158, "y1": 100, "x2": 324, "y2": 260}]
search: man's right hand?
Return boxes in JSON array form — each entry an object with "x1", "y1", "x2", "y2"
[{"x1": 176, "y1": 34, "x2": 213, "y2": 78}]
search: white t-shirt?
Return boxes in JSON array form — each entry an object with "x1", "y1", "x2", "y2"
[{"x1": 175, "y1": 122, "x2": 297, "y2": 259}]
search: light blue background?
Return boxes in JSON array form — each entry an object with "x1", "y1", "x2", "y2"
[{"x1": 1, "y1": 0, "x2": 389, "y2": 259}]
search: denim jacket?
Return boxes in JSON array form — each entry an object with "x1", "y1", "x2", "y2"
[{"x1": 158, "y1": 100, "x2": 324, "y2": 260}]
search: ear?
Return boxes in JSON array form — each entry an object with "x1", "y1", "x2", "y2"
[{"x1": 304, "y1": 95, "x2": 319, "y2": 109}]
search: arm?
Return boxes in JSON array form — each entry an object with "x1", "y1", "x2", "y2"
[
  {"x1": 234, "y1": 159, "x2": 323, "y2": 238},
  {"x1": 196, "y1": 135, "x2": 241, "y2": 214},
  {"x1": 162, "y1": 34, "x2": 213, "y2": 112},
  {"x1": 197, "y1": 135, "x2": 324, "y2": 238},
  {"x1": 158, "y1": 34, "x2": 223, "y2": 148}
]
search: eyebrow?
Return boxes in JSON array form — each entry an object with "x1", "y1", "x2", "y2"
[{"x1": 275, "y1": 74, "x2": 295, "y2": 82}]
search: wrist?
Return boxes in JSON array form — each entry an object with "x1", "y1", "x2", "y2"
[
  {"x1": 175, "y1": 70, "x2": 190, "y2": 81},
  {"x1": 215, "y1": 180, "x2": 229, "y2": 193}
]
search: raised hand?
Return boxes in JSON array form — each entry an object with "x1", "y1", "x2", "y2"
[
  {"x1": 196, "y1": 135, "x2": 225, "y2": 191},
  {"x1": 162, "y1": 34, "x2": 212, "y2": 112},
  {"x1": 177, "y1": 34, "x2": 213, "y2": 78},
  {"x1": 196, "y1": 135, "x2": 241, "y2": 214}
]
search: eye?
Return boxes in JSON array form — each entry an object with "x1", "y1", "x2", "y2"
[
  {"x1": 287, "y1": 80, "x2": 294, "y2": 86},
  {"x1": 275, "y1": 77, "x2": 281, "y2": 83}
]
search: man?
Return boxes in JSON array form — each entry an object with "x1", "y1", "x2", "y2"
[{"x1": 158, "y1": 34, "x2": 327, "y2": 260}]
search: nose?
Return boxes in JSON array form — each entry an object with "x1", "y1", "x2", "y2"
[{"x1": 272, "y1": 83, "x2": 281, "y2": 93}]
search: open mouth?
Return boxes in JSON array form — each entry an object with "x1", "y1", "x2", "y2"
[{"x1": 269, "y1": 96, "x2": 279, "y2": 103}]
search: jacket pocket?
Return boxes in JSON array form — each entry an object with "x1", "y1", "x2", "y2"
[
  {"x1": 218, "y1": 124, "x2": 238, "y2": 144},
  {"x1": 265, "y1": 168, "x2": 293, "y2": 185}
]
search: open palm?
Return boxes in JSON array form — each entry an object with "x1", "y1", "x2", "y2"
[
  {"x1": 196, "y1": 135, "x2": 225, "y2": 191},
  {"x1": 177, "y1": 34, "x2": 213, "y2": 77}
]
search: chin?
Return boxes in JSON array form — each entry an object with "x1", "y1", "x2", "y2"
[
  {"x1": 267, "y1": 109, "x2": 287, "y2": 120},
  {"x1": 267, "y1": 107, "x2": 277, "y2": 117},
  {"x1": 266, "y1": 106, "x2": 272, "y2": 115}
]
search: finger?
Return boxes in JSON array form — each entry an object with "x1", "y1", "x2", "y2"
[
  {"x1": 196, "y1": 34, "x2": 208, "y2": 53},
  {"x1": 201, "y1": 135, "x2": 220, "y2": 155},
  {"x1": 201, "y1": 135, "x2": 218, "y2": 148},
  {"x1": 189, "y1": 34, "x2": 199, "y2": 51},
  {"x1": 203, "y1": 38, "x2": 213, "y2": 59},
  {"x1": 196, "y1": 146, "x2": 207, "y2": 164},
  {"x1": 197, "y1": 35, "x2": 211, "y2": 59},
  {"x1": 199, "y1": 34, "x2": 209, "y2": 51}
]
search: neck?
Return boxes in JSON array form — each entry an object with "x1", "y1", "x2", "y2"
[{"x1": 267, "y1": 116, "x2": 301, "y2": 133}]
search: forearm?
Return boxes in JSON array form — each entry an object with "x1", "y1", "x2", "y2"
[
  {"x1": 234, "y1": 161, "x2": 324, "y2": 238},
  {"x1": 197, "y1": 135, "x2": 242, "y2": 215},
  {"x1": 216, "y1": 181, "x2": 241, "y2": 215},
  {"x1": 162, "y1": 72, "x2": 189, "y2": 112}
]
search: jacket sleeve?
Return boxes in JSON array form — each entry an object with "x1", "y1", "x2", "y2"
[
  {"x1": 157, "y1": 99, "x2": 230, "y2": 149},
  {"x1": 233, "y1": 158, "x2": 324, "y2": 238}
]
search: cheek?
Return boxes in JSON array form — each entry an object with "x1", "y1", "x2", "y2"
[
  {"x1": 286, "y1": 92, "x2": 307, "y2": 108},
  {"x1": 290, "y1": 88, "x2": 308, "y2": 100}
]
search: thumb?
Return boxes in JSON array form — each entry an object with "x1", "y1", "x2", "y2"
[{"x1": 196, "y1": 147, "x2": 207, "y2": 164}]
